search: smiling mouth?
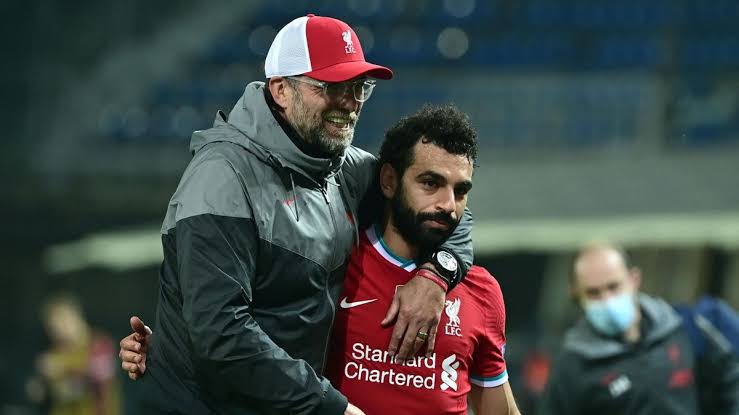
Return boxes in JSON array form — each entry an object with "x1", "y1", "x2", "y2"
[{"x1": 323, "y1": 112, "x2": 354, "y2": 130}]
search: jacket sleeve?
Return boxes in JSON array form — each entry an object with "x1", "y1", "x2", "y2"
[
  {"x1": 538, "y1": 351, "x2": 583, "y2": 415},
  {"x1": 345, "y1": 147, "x2": 474, "y2": 282},
  {"x1": 694, "y1": 314, "x2": 739, "y2": 414},
  {"x1": 438, "y1": 207, "x2": 473, "y2": 286},
  {"x1": 173, "y1": 156, "x2": 347, "y2": 415}
]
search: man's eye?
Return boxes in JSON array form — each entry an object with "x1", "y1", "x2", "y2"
[
  {"x1": 327, "y1": 83, "x2": 349, "y2": 95},
  {"x1": 422, "y1": 181, "x2": 438, "y2": 189}
]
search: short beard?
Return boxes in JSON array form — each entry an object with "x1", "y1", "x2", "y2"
[
  {"x1": 289, "y1": 85, "x2": 355, "y2": 155},
  {"x1": 390, "y1": 182, "x2": 459, "y2": 252}
]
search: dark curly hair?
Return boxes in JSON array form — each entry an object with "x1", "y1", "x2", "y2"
[{"x1": 378, "y1": 104, "x2": 477, "y2": 179}]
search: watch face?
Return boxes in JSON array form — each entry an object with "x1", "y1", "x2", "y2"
[{"x1": 437, "y1": 251, "x2": 458, "y2": 272}]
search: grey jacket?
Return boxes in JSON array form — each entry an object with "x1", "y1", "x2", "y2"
[{"x1": 138, "y1": 82, "x2": 474, "y2": 414}]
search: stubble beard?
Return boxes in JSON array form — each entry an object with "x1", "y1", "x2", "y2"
[
  {"x1": 290, "y1": 90, "x2": 356, "y2": 155},
  {"x1": 390, "y1": 181, "x2": 459, "y2": 252}
]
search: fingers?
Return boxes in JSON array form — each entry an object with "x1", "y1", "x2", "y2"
[
  {"x1": 121, "y1": 354, "x2": 146, "y2": 375},
  {"x1": 120, "y1": 336, "x2": 146, "y2": 353},
  {"x1": 425, "y1": 324, "x2": 439, "y2": 357},
  {"x1": 120, "y1": 343, "x2": 147, "y2": 376},
  {"x1": 130, "y1": 316, "x2": 152, "y2": 337},
  {"x1": 119, "y1": 330, "x2": 148, "y2": 379},
  {"x1": 394, "y1": 320, "x2": 422, "y2": 361},
  {"x1": 122, "y1": 361, "x2": 140, "y2": 373},
  {"x1": 411, "y1": 326, "x2": 430, "y2": 357},
  {"x1": 386, "y1": 317, "x2": 407, "y2": 358},
  {"x1": 119, "y1": 350, "x2": 143, "y2": 364},
  {"x1": 380, "y1": 294, "x2": 400, "y2": 327},
  {"x1": 345, "y1": 403, "x2": 366, "y2": 415}
]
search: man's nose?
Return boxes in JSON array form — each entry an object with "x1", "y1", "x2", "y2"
[{"x1": 435, "y1": 187, "x2": 456, "y2": 214}]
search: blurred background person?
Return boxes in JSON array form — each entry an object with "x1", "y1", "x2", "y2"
[
  {"x1": 27, "y1": 294, "x2": 120, "y2": 415},
  {"x1": 539, "y1": 243, "x2": 739, "y2": 415},
  {"x1": 4, "y1": 1, "x2": 739, "y2": 414}
]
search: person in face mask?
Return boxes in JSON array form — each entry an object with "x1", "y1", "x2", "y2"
[
  {"x1": 539, "y1": 243, "x2": 739, "y2": 415},
  {"x1": 576, "y1": 247, "x2": 641, "y2": 342}
]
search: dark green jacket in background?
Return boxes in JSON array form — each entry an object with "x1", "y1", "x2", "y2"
[{"x1": 541, "y1": 294, "x2": 739, "y2": 415}]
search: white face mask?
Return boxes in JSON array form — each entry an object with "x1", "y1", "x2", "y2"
[{"x1": 583, "y1": 292, "x2": 637, "y2": 336}]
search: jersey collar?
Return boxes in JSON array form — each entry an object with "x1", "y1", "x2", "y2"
[{"x1": 365, "y1": 224, "x2": 417, "y2": 272}]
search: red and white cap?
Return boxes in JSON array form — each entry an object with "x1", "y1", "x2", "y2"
[{"x1": 265, "y1": 14, "x2": 393, "y2": 82}]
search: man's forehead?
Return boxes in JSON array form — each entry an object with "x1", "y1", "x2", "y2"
[
  {"x1": 408, "y1": 141, "x2": 473, "y2": 174},
  {"x1": 575, "y1": 260, "x2": 629, "y2": 289},
  {"x1": 576, "y1": 249, "x2": 626, "y2": 274}
]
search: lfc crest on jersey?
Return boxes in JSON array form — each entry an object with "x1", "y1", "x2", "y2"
[{"x1": 444, "y1": 298, "x2": 462, "y2": 337}]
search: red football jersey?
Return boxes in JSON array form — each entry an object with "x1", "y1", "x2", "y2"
[{"x1": 326, "y1": 225, "x2": 508, "y2": 415}]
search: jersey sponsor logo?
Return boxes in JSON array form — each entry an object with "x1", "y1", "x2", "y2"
[
  {"x1": 440, "y1": 354, "x2": 460, "y2": 391},
  {"x1": 444, "y1": 298, "x2": 462, "y2": 337},
  {"x1": 344, "y1": 342, "x2": 437, "y2": 389},
  {"x1": 342, "y1": 343, "x2": 470, "y2": 393},
  {"x1": 340, "y1": 297, "x2": 378, "y2": 309}
]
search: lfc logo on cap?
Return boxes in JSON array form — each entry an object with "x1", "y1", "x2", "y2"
[{"x1": 342, "y1": 30, "x2": 356, "y2": 54}]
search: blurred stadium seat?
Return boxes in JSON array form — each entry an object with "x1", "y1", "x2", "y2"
[{"x1": 89, "y1": 0, "x2": 737, "y2": 150}]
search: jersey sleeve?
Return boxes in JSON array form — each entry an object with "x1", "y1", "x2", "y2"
[{"x1": 469, "y1": 272, "x2": 508, "y2": 388}]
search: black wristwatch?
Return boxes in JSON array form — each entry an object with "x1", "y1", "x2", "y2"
[{"x1": 429, "y1": 250, "x2": 459, "y2": 288}]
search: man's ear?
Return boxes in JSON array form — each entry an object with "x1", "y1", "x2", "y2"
[
  {"x1": 379, "y1": 163, "x2": 398, "y2": 199},
  {"x1": 268, "y1": 77, "x2": 290, "y2": 110}
]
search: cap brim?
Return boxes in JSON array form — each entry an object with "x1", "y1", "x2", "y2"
[{"x1": 305, "y1": 61, "x2": 393, "y2": 82}]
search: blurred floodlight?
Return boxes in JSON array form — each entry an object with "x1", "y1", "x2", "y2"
[
  {"x1": 42, "y1": 211, "x2": 739, "y2": 275},
  {"x1": 354, "y1": 26, "x2": 375, "y2": 54},
  {"x1": 444, "y1": 0, "x2": 476, "y2": 18},
  {"x1": 249, "y1": 25, "x2": 277, "y2": 56},
  {"x1": 437, "y1": 27, "x2": 470, "y2": 59},
  {"x1": 44, "y1": 228, "x2": 163, "y2": 274}
]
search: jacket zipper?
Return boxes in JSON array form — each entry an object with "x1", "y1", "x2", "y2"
[{"x1": 320, "y1": 183, "x2": 338, "y2": 375}]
